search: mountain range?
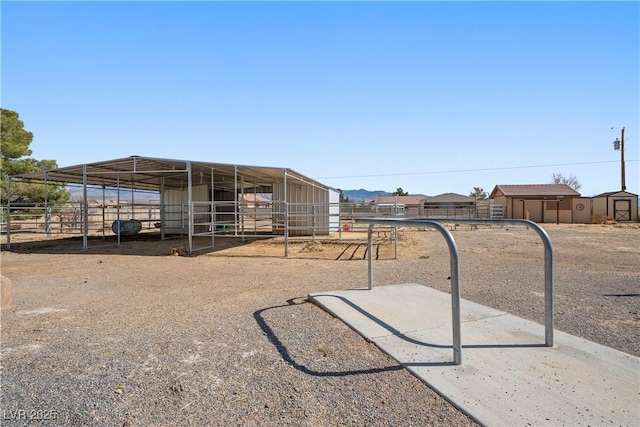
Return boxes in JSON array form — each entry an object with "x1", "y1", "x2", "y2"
[
  {"x1": 70, "y1": 186, "x2": 399, "y2": 204},
  {"x1": 68, "y1": 187, "x2": 159, "y2": 203}
]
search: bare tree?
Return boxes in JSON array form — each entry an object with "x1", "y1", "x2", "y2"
[{"x1": 551, "y1": 173, "x2": 582, "y2": 192}]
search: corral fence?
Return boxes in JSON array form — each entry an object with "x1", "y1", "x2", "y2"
[
  {"x1": 0, "y1": 202, "x2": 162, "y2": 238},
  {"x1": 1, "y1": 199, "x2": 505, "y2": 255},
  {"x1": 408, "y1": 204, "x2": 505, "y2": 219}
]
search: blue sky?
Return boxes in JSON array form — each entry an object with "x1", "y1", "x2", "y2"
[{"x1": 2, "y1": 1, "x2": 638, "y2": 197}]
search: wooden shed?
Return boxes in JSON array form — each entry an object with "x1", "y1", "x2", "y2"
[
  {"x1": 592, "y1": 191, "x2": 639, "y2": 222},
  {"x1": 490, "y1": 184, "x2": 586, "y2": 223}
]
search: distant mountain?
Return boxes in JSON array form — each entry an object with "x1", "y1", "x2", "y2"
[
  {"x1": 68, "y1": 186, "x2": 419, "y2": 204},
  {"x1": 341, "y1": 189, "x2": 393, "y2": 203},
  {"x1": 68, "y1": 186, "x2": 159, "y2": 203}
]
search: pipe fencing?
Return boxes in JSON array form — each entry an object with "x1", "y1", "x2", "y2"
[{"x1": 354, "y1": 217, "x2": 555, "y2": 366}]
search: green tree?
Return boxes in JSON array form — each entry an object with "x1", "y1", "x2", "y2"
[
  {"x1": 1, "y1": 108, "x2": 70, "y2": 206},
  {"x1": 551, "y1": 172, "x2": 582, "y2": 192},
  {"x1": 469, "y1": 187, "x2": 488, "y2": 200},
  {"x1": 393, "y1": 187, "x2": 408, "y2": 196},
  {"x1": 337, "y1": 189, "x2": 351, "y2": 203}
]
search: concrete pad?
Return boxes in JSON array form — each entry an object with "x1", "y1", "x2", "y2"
[{"x1": 309, "y1": 284, "x2": 640, "y2": 426}]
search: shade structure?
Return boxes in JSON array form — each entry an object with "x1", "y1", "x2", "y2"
[{"x1": 9, "y1": 155, "x2": 339, "y2": 254}]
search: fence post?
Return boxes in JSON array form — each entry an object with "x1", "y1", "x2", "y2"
[
  {"x1": 45, "y1": 206, "x2": 52, "y2": 239},
  {"x1": 6, "y1": 177, "x2": 11, "y2": 250}
]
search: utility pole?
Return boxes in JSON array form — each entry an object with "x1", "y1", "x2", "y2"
[{"x1": 613, "y1": 127, "x2": 626, "y2": 191}]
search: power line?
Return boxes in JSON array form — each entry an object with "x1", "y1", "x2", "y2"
[{"x1": 316, "y1": 159, "x2": 639, "y2": 180}]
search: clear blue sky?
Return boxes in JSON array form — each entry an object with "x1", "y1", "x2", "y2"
[{"x1": 2, "y1": 1, "x2": 638, "y2": 197}]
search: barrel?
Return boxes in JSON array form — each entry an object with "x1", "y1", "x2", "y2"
[{"x1": 111, "y1": 219, "x2": 142, "y2": 236}]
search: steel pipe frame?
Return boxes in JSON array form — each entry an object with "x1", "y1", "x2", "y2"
[
  {"x1": 357, "y1": 218, "x2": 462, "y2": 365},
  {"x1": 355, "y1": 217, "x2": 555, "y2": 366},
  {"x1": 424, "y1": 218, "x2": 554, "y2": 347}
]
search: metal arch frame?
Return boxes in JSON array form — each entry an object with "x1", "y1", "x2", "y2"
[
  {"x1": 357, "y1": 218, "x2": 462, "y2": 365},
  {"x1": 355, "y1": 217, "x2": 555, "y2": 366},
  {"x1": 427, "y1": 218, "x2": 554, "y2": 348}
]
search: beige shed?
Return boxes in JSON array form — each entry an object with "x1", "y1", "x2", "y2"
[
  {"x1": 592, "y1": 191, "x2": 639, "y2": 222},
  {"x1": 490, "y1": 184, "x2": 583, "y2": 224}
]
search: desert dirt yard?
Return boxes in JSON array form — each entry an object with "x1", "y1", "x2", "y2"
[{"x1": 1, "y1": 223, "x2": 639, "y2": 426}]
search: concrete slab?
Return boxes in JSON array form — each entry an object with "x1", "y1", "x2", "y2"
[{"x1": 309, "y1": 284, "x2": 640, "y2": 426}]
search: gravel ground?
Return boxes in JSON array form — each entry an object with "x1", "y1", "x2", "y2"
[{"x1": 1, "y1": 223, "x2": 638, "y2": 426}]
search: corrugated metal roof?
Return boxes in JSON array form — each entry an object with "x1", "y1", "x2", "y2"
[
  {"x1": 490, "y1": 184, "x2": 580, "y2": 198},
  {"x1": 12, "y1": 155, "x2": 332, "y2": 193}
]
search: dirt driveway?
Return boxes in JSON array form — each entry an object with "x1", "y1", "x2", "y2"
[{"x1": 1, "y1": 223, "x2": 638, "y2": 426}]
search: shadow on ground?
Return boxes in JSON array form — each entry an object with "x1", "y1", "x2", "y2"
[
  {"x1": 254, "y1": 297, "x2": 404, "y2": 377},
  {"x1": 0, "y1": 232, "x2": 275, "y2": 257}
]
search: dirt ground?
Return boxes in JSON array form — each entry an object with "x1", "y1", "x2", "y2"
[{"x1": 1, "y1": 223, "x2": 639, "y2": 426}]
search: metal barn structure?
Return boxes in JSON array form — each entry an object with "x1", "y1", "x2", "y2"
[{"x1": 5, "y1": 156, "x2": 340, "y2": 254}]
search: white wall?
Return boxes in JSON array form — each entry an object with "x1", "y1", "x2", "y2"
[{"x1": 161, "y1": 184, "x2": 210, "y2": 234}]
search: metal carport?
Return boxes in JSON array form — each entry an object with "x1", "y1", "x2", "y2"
[{"x1": 6, "y1": 155, "x2": 338, "y2": 255}]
